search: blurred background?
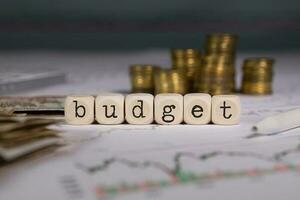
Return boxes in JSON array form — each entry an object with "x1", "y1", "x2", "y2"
[
  {"x1": 1, "y1": 0, "x2": 300, "y2": 51},
  {"x1": 0, "y1": 0, "x2": 300, "y2": 96}
]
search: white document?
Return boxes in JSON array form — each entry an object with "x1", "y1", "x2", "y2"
[{"x1": 0, "y1": 71, "x2": 65, "y2": 95}]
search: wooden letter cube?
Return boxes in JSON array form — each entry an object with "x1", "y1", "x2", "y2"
[
  {"x1": 212, "y1": 95, "x2": 240, "y2": 125},
  {"x1": 155, "y1": 94, "x2": 183, "y2": 125},
  {"x1": 184, "y1": 93, "x2": 211, "y2": 125},
  {"x1": 95, "y1": 93, "x2": 124, "y2": 124},
  {"x1": 64, "y1": 96, "x2": 95, "y2": 125},
  {"x1": 125, "y1": 93, "x2": 154, "y2": 124}
]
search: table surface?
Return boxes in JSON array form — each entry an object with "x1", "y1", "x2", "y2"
[{"x1": 1, "y1": 50, "x2": 300, "y2": 200}]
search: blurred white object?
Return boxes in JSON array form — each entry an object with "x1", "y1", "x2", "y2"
[
  {"x1": 0, "y1": 71, "x2": 65, "y2": 94},
  {"x1": 253, "y1": 108, "x2": 300, "y2": 134}
]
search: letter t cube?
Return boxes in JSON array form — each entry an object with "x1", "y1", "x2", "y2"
[{"x1": 212, "y1": 95, "x2": 240, "y2": 125}]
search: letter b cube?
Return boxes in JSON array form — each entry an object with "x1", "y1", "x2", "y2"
[{"x1": 64, "y1": 96, "x2": 95, "y2": 125}]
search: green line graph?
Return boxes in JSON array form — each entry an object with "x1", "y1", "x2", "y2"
[
  {"x1": 94, "y1": 163, "x2": 300, "y2": 198},
  {"x1": 76, "y1": 144, "x2": 300, "y2": 198}
]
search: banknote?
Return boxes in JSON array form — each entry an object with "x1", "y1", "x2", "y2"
[
  {"x1": 0, "y1": 137, "x2": 62, "y2": 162},
  {"x1": 0, "y1": 111, "x2": 62, "y2": 163},
  {"x1": 0, "y1": 96, "x2": 65, "y2": 115},
  {"x1": 0, "y1": 127, "x2": 59, "y2": 147},
  {"x1": 0, "y1": 118, "x2": 60, "y2": 133}
]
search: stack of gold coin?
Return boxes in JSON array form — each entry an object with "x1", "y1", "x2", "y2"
[
  {"x1": 168, "y1": 69, "x2": 188, "y2": 94},
  {"x1": 241, "y1": 58, "x2": 274, "y2": 95},
  {"x1": 154, "y1": 69, "x2": 188, "y2": 94},
  {"x1": 194, "y1": 55, "x2": 235, "y2": 95},
  {"x1": 154, "y1": 69, "x2": 170, "y2": 94},
  {"x1": 171, "y1": 49, "x2": 201, "y2": 91},
  {"x1": 204, "y1": 33, "x2": 238, "y2": 60},
  {"x1": 130, "y1": 65, "x2": 159, "y2": 93}
]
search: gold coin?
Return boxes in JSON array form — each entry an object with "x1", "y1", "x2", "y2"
[
  {"x1": 241, "y1": 82, "x2": 272, "y2": 94},
  {"x1": 168, "y1": 69, "x2": 188, "y2": 94},
  {"x1": 154, "y1": 69, "x2": 188, "y2": 94},
  {"x1": 193, "y1": 54, "x2": 236, "y2": 94},
  {"x1": 243, "y1": 58, "x2": 274, "y2": 69},
  {"x1": 154, "y1": 69, "x2": 171, "y2": 94},
  {"x1": 205, "y1": 33, "x2": 238, "y2": 55}
]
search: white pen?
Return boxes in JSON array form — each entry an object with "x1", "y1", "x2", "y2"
[{"x1": 252, "y1": 108, "x2": 300, "y2": 134}]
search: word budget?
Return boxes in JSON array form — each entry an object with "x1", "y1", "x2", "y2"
[{"x1": 64, "y1": 93, "x2": 240, "y2": 125}]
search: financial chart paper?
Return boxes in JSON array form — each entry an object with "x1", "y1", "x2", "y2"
[{"x1": 0, "y1": 51, "x2": 300, "y2": 200}]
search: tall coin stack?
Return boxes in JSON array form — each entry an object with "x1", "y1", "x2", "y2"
[
  {"x1": 154, "y1": 69, "x2": 188, "y2": 95},
  {"x1": 194, "y1": 33, "x2": 238, "y2": 95},
  {"x1": 171, "y1": 49, "x2": 201, "y2": 92},
  {"x1": 241, "y1": 58, "x2": 274, "y2": 95},
  {"x1": 130, "y1": 65, "x2": 159, "y2": 94},
  {"x1": 194, "y1": 55, "x2": 235, "y2": 95}
]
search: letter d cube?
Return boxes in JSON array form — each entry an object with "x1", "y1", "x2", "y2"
[
  {"x1": 64, "y1": 96, "x2": 95, "y2": 125},
  {"x1": 125, "y1": 93, "x2": 154, "y2": 124},
  {"x1": 155, "y1": 94, "x2": 183, "y2": 125}
]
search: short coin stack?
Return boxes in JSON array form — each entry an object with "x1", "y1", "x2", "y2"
[
  {"x1": 154, "y1": 69, "x2": 170, "y2": 94},
  {"x1": 154, "y1": 69, "x2": 188, "y2": 95},
  {"x1": 0, "y1": 112, "x2": 61, "y2": 163},
  {"x1": 130, "y1": 65, "x2": 159, "y2": 94},
  {"x1": 168, "y1": 69, "x2": 188, "y2": 94},
  {"x1": 171, "y1": 49, "x2": 201, "y2": 91},
  {"x1": 241, "y1": 58, "x2": 274, "y2": 95}
]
